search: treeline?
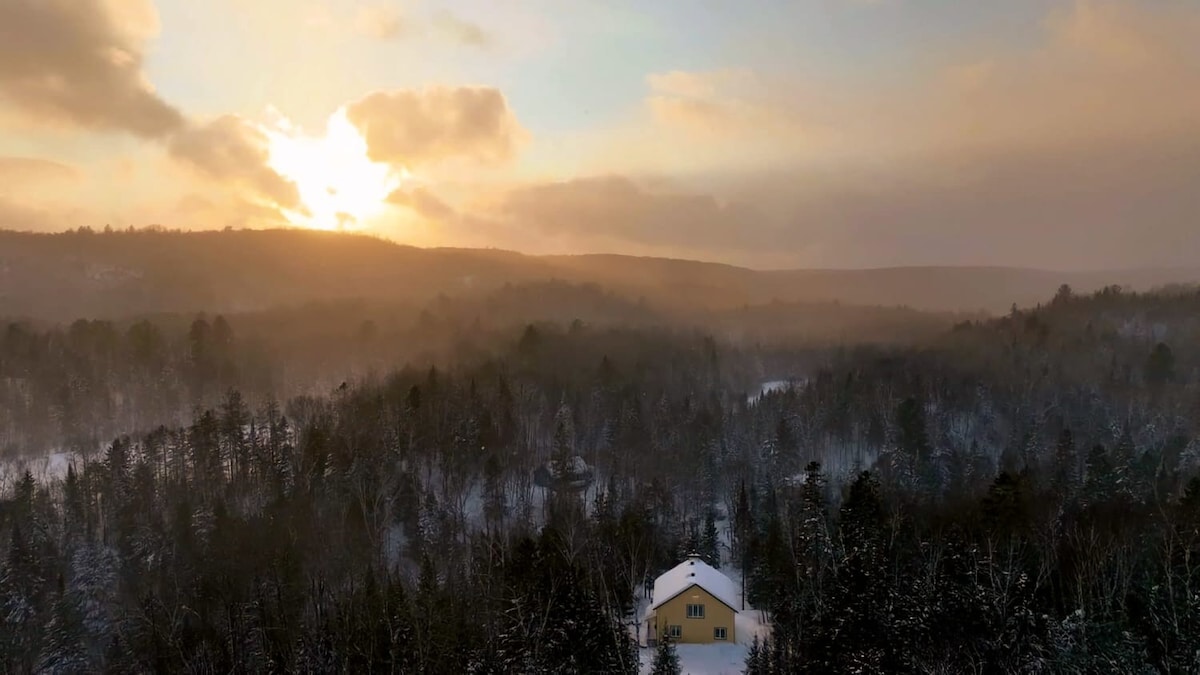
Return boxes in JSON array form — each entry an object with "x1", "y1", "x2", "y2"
[
  {"x1": 0, "y1": 226, "x2": 1019, "y2": 321},
  {"x1": 0, "y1": 316, "x2": 267, "y2": 458},
  {"x1": 1, "y1": 279, "x2": 951, "y2": 459}
]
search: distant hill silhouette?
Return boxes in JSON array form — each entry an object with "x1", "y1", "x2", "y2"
[{"x1": 0, "y1": 228, "x2": 1196, "y2": 322}]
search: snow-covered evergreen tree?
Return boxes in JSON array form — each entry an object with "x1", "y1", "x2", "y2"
[
  {"x1": 650, "y1": 633, "x2": 681, "y2": 675},
  {"x1": 37, "y1": 576, "x2": 90, "y2": 674}
]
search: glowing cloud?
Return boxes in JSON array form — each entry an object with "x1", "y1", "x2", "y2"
[
  {"x1": 264, "y1": 109, "x2": 407, "y2": 230},
  {"x1": 0, "y1": 0, "x2": 183, "y2": 137},
  {"x1": 344, "y1": 87, "x2": 523, "y2": 167},
  {"x1": 168, "y1": 115, "x2": 303, "y2": 213}
]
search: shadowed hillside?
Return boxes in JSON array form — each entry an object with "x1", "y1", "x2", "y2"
[{"x1": 1, "y1": 228, "x2": 1196, "y2": 321}]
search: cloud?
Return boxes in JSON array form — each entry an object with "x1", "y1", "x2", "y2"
[
  {"x1": 165, "y1": 86, "x2": 522, "y2": 228},
  {"x1": 647, "y1": 97, "x2": 743, "y2": 135},
  {"x1": 590, "y1": 1, "x2": 1200, "y2": 269},
  {"x1": 344, "y1": 87, "x2": 524, "y2": 167},
  {"x1": 639, "y1": 1, "x2": 1199, "y2": 158},
  {"x1": 644, "y1": 69, "x2": 802, "y2": 137},
  {"x1": 169, "y1": 192, "x2": 292, "y2": 229},
  {"x1": 0, "y1": 192, "x2": 89, "y2": 233},
  {"x1": 344, "y1": 4, "x2": 489, "y2": 46},
  {"x1": 483, "y1": 2, "x2": 1200, "y2": 269},
  {"x1": 0, "y1": 157, "x2": 81, "y2": 190},
  {"x1": 0, "y1": 198, "x2": 54, "y2": 231},
  {"x1": 493, "y1": 175, "x2": 780, "y2": 254},
  {"x1": 432, "y1": 11, "x2": 491, "y2": 47},
  {"x1": 905, "y1": 0, "x2": 1200, "y2": 154},
  {"x1": 167, "y1": 116, "x2": 304, "y2": 213},
  {"x1": 769, "y1": 139, "x2": 1200, "y2": 269},
  {"x1": 0, "y1": 0, "x2": 184, "y2": 137},
  {"x1": 0, "y1": 157, "x2": 84, "y2": 232},
  {"x1": 646, "y1": 70, "x2": 745, "y2": 99},
  {"x1": 476, "y1": 132, "x2": 1200, "y2": 270},
  {"x1": 173, "y1": 193, "x2": 218, "y2": 217},
  {"x1": 387, "y1": 187, "x2": 457, "y2": 221},
  {"x1": 354, "y1": 5, "x2": 408, "y2": 41},
  {"x1": 1047, "y1": 0, "x2": 1194, "y2": 68}
]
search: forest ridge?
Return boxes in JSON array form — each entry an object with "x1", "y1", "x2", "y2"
[{"x1": 3, "y1": 228, "x2": 1198, "y2": 322}]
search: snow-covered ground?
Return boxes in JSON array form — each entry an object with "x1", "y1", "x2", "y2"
[
  {"x1": 639, "y1": 643, "x2": 750, "y2": 675},
  {"x1": 748, "y1": 378, "x2": 806, "y2": 405}
]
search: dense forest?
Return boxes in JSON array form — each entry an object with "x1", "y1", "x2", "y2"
[
  {"x1": 0, "y1": 279, "x2": 952, "y2": 461},
  {"x1": 3, "y1": 281, "x2": 1200, "y2": 672}
]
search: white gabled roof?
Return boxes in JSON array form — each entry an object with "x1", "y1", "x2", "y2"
[
  {"x1": 650, "y1": 555, "x2": 739, "y2": 612},
  {"x1": 565, "y1": 456, "x2": 589, "y2": 475}
]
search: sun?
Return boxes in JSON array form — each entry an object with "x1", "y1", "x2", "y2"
[{"x1": 264, "y1": 109, "x2": 405, "y2": 230}]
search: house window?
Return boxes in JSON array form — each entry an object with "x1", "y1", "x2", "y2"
[
  {"x1": 666, "y1": 624, "x2": 682, "y2": 639},
  {"x1": 714, "y1": 627, "x2": 728, "y2": 641},
  {"x1": 686, "y1": 604, "x2": 705, "y2": 619}
]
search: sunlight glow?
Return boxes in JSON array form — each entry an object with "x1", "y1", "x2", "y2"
[{"x1": 264, "y1": 109, "x2": 406, "y2": 230}]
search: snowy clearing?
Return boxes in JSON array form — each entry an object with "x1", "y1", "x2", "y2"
[
  {"x1": 748, "y1": 378, "x2": 804, "y2": 405},
  {"x1": 0, "y1": 451, "x2": 78, "y2": 493},
  {"x1": 639, "y1": 643, "x2": 749, "y2": 675}
]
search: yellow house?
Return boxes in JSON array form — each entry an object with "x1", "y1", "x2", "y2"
[{"x1": 648, "y1": 554, "x2": 738, "y2": 645}]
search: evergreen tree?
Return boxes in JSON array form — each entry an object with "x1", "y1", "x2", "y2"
[
  {"x1": 732, "y1": 480, "x2": 753, "y2": 562},
  {"x1": 650, "y1": 632, "x2": 681, "y2": 675},
  {"x1": 700, "y1": 509, "x2": 720, "y2": 568},
  {"x1": 1084, "y1": 444, "x2": 1117, "y2": 505},
  {"x1": 895, "y1": 396, "x2": 932, "y2": 491},
  {"x1": 483, "y1": 453, "x2": 508, "y2": 531},
  {"x1": 1, "y1": 524, "x2": 44, "y2": 672},
  {"x1": 1052, "y1": 427, "x2": 1079, "y2": 497},
  {"x1": 746, "y1": 635, "x2": 763, "y2": 674},
  {"x1": 1145, "y1": 342, "x2": 1175, "y2": 386},
  {"x1": 551, "y1": 403, "x2": 576, "y2": 483},
  {"x1": 37, "y1": 575, "x2": 90, "y2": 675},
  {"x1": 798, "y1": 461, "x2": 831, "y2": 567},
  {"x1": 808, "y1": 471, "x2": 900, "y2": 671},
  {"x1": 981, "y1": 472, "x2": 1030, "y2": 538}
]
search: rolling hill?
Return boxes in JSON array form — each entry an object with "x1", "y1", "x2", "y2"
[{"x1": 0, "y1": 228, "x2": 1196, "y2": 322}]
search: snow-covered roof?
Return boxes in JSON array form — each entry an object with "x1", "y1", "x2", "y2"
[
  {"x1": 650, "y1": 555, "x2": 740, "y2": 612},
  {"x1": 544, "y1": 455, "x2": 589, "y2": 477},
  {"x1": 565, "y1": 456, "x2": 589, "y2": 475}
]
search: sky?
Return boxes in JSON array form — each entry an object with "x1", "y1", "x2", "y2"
[{"x1": 0, "y1": 0, "x2": 1197, "y2": 270}]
